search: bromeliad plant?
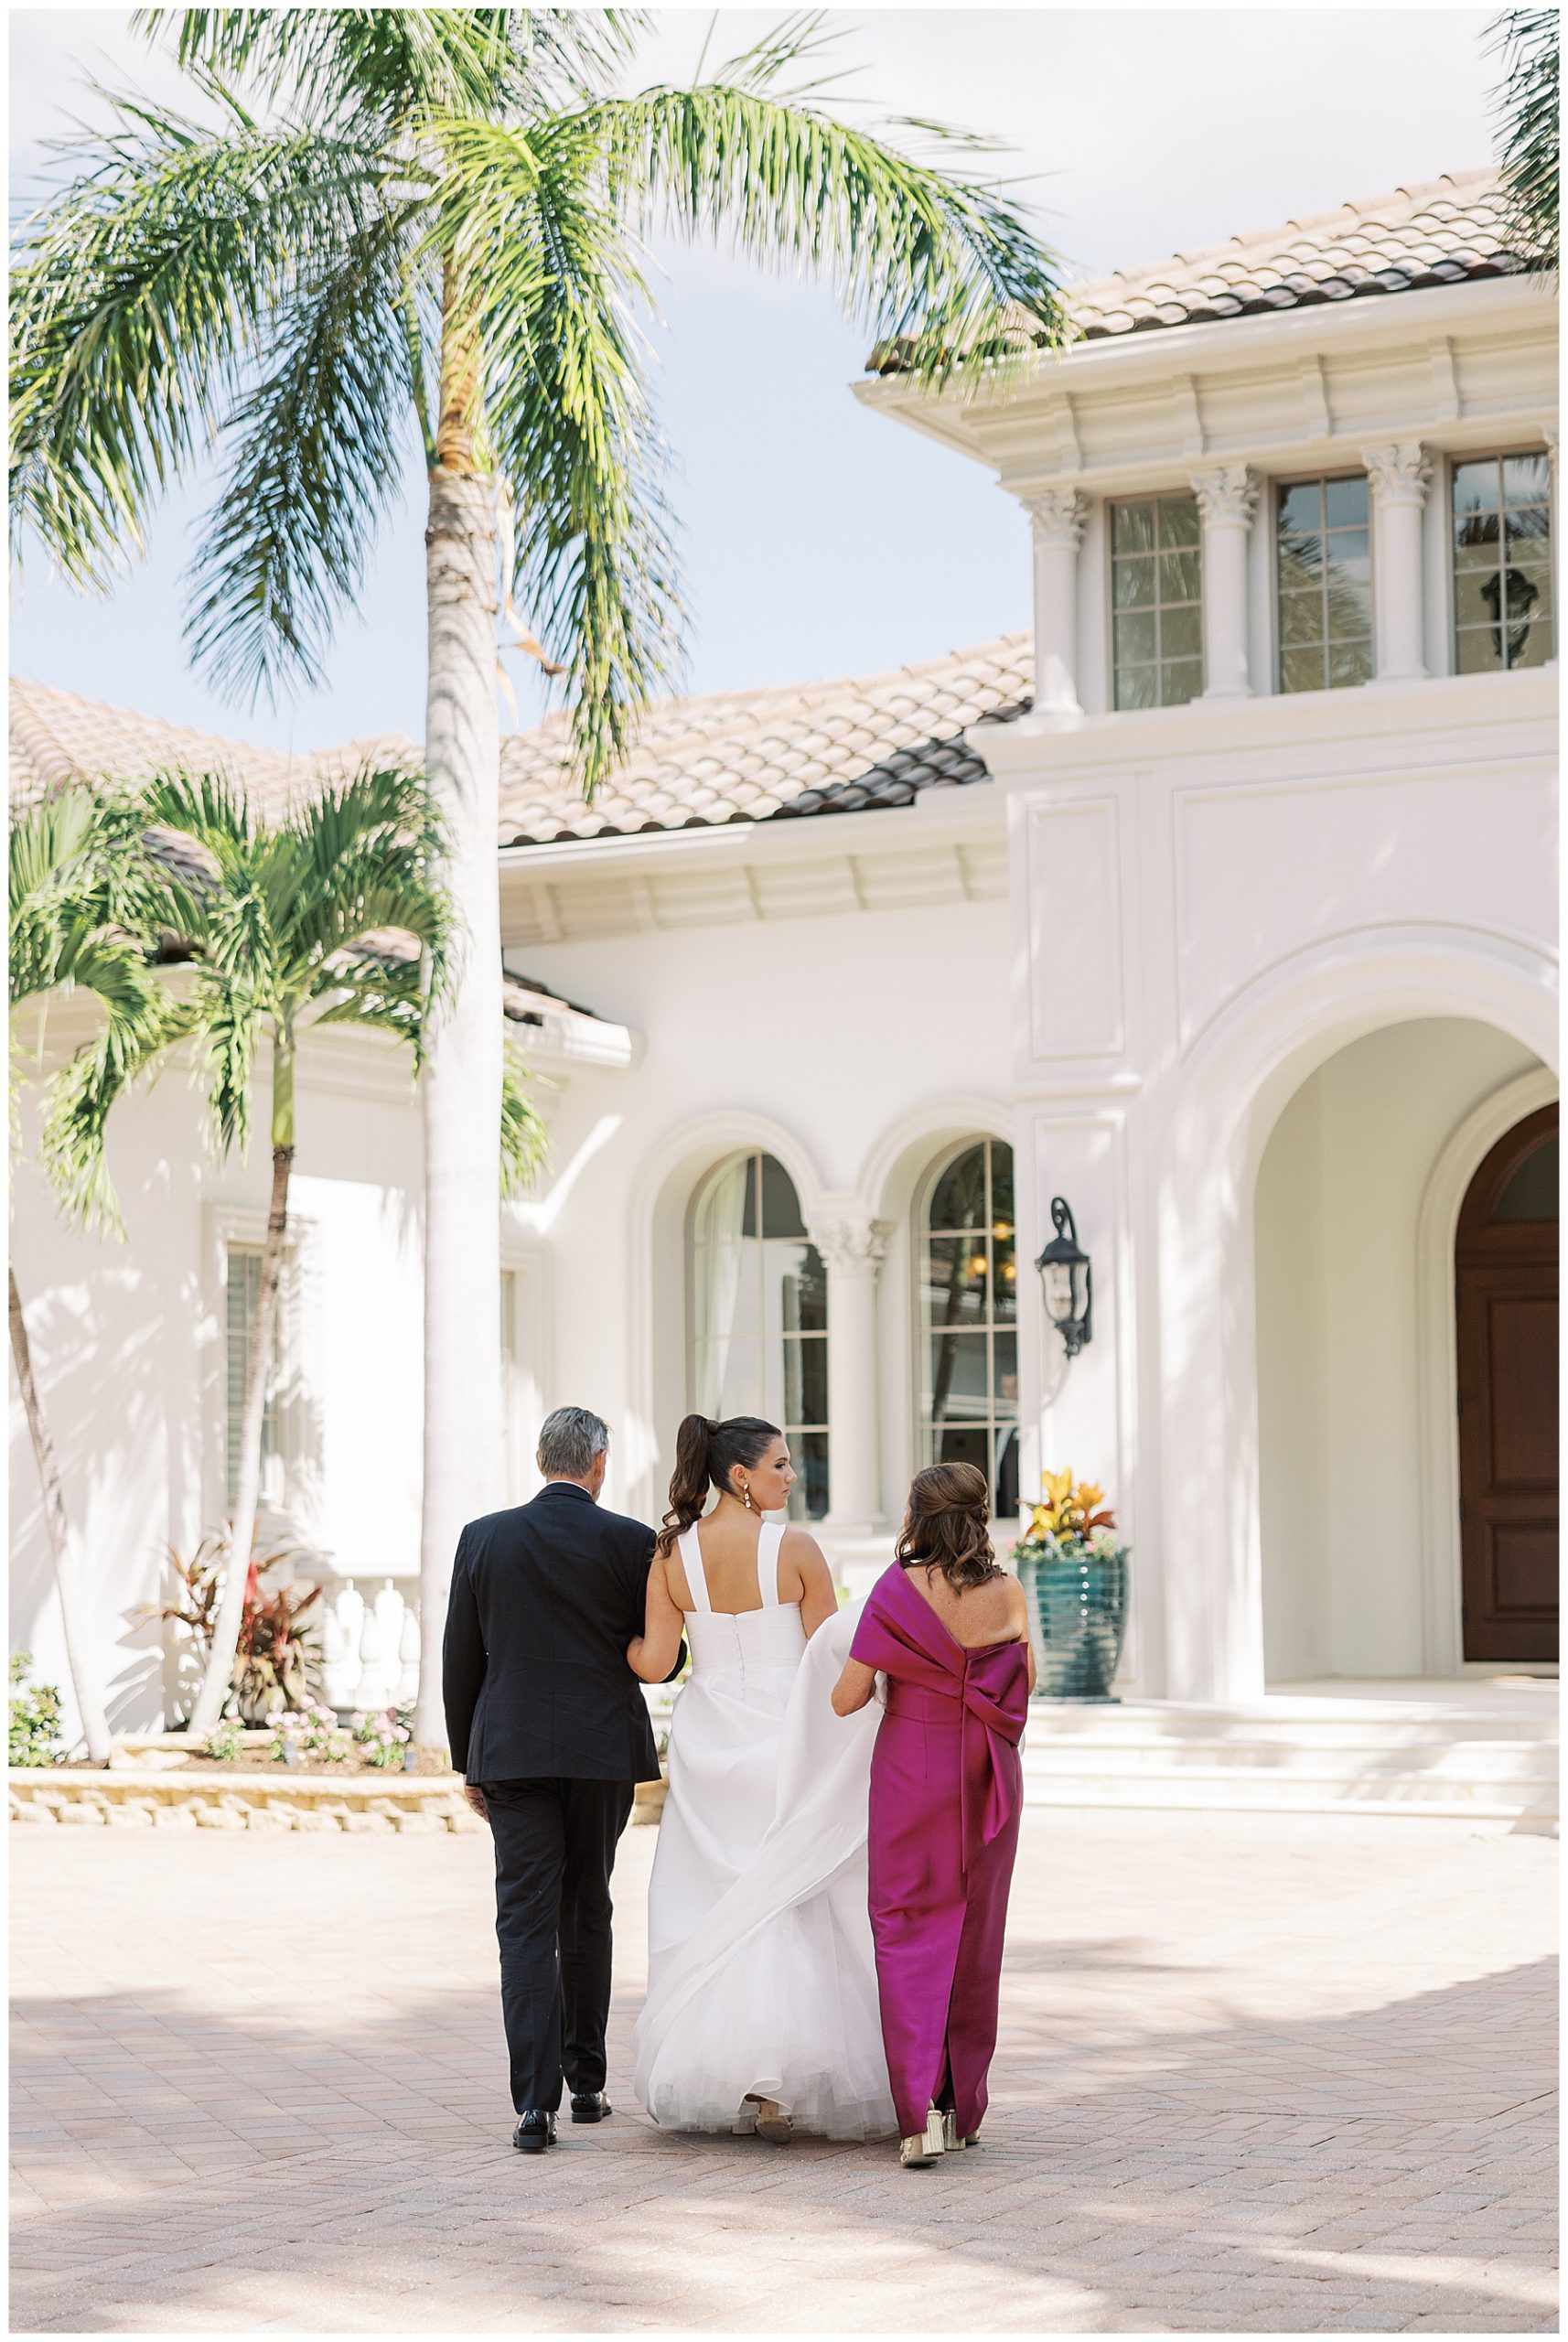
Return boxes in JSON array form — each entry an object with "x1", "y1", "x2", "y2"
[
  {"x1": 151, "y1": 1530, "x2": 325, "y2": 1725},
  {"x1": 1020, "y1": 1470, "x2": 1120, "y2": 1555}
]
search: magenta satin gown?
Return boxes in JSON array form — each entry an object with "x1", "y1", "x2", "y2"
[{"x1": 850, "y1": 1563, "x2": 1029, "y2": 2140}]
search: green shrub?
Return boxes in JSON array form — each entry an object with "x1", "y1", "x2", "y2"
[{"x1": 9, "y1": 1653, "x2": 64, "y2": 1768}]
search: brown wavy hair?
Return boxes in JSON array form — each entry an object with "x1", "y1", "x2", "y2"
[
  {"x1": 896, "y1": 1461, "x2": 1000, "y2": 1591},
  {"x1": 656, "y1": 1413, "x2": 781, "y2": 1556}
]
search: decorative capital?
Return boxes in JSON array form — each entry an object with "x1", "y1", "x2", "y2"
[
  {"x1": 811, "y1": 1217, "x2": 894, "y2": 1277},
  {"x1": 1019, "y1": 486, "x2": 1089, "y2": 550},
  {"x1": 1188, "y1": 464, "x2": 1259, "y2": 529},
  {"x1": 1360, "y1": 441, "x2": 1433, "y2": 510}
]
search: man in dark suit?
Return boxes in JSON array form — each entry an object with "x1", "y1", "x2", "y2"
[{"x1": 443, "y1": 1404, "x2": 675, "y2": 2154}]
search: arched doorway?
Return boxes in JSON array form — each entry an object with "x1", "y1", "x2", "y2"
[{"x1": 1456, "y1": 1103, "x2": 1558, "y2": 1662}]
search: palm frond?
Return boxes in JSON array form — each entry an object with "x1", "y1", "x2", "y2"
[
  {"x1": 190, "y1": 964, "x2": 260, "y2": 1157},
  {"x1": 596, "y1": 76, "x2": 1066, "y2": 388},
  {"x1": 145, "y1": 8, "x2": 523, "y2": 127},
  {"x1": 184, "y1": 209, "x2": 425, "y2": 702},
  {"x1": 10, "y1": 100, "x2": 390, "y2": 586},
  {"x1": 278, "y1": 766, "x2": 451, "y2": 988},
  {"x1": 500, "y1": 1044, "x2": 549, "y2": 1199},
  {"x1": 38, "y1": 974, "x2": 192, "y2": 1233},
  {"x1": 435, "y1": 112, "x2": 682, "y2": 793},
  {"x1": 10, "y1": 786, "x2": 184, "y2": 1231},
  {"x1": 1488, "y1": 7, "x2": 1559, "y2": 274}
]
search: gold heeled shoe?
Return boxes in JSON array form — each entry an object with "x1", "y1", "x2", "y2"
[
  {"x1": 941, "y1": 2111, "x2": 980, "y2": 2151},
  {"x1": 745, "y1": 2093, "x2": 793, "y2": 2145},
  {"x1": 899, "y1": 2104, "x2": 947, "y2": 2168}
]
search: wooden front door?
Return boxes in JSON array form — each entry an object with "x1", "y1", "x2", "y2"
[{"x1": 1455, "y1": 1103, "x2": 1558, "y2": 1662}]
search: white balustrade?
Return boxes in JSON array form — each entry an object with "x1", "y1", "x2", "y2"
[{"x1": 317, "y1": 1578, "x2": 421, "y2": 1715}]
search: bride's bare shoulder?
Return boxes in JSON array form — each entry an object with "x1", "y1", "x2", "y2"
[{"x1": 779, "y1": 1524, "x2": 832, "y2": 1599}]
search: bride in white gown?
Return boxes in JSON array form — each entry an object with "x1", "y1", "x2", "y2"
[{"x1": 627, "y1": 1414, "x2": 895, "y2": 2143}]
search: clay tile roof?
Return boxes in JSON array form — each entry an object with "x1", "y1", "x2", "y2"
[
  {"x1": 7, "y1": 676, "x2": 417, "y2": 823},
  {"x1": 9, "y1": 633, "x2": 1033, "y2": 852},
  {"x1": 489, "y1": 634, "x2": 1032, "y2": 843},
  {"x1": 867, "y1": 170, "x2": 1523, "y2": 370}
]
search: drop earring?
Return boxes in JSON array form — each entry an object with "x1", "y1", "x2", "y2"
[{"x1": 741, "y1": 1484, "x2": 754, "y2": 1511}]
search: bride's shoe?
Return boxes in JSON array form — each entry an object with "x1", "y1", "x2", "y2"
[
  {"x1": 899, "y1": 2104, "x2": 947, "y2": 2168},
  {"x1": 745, "y1": 2093, "x2": 794, "y2": 2145}
]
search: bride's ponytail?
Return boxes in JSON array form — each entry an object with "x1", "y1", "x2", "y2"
[
  {"x1": 656, "y1": 1413, "x2": 783, "y2": 1554},
  {"x1": 657, "y1": 1415, "x2": 717, "y2": 1555}
]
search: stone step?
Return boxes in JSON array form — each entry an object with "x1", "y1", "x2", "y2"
[
  {"x1": 1026, "y1": 1705, "x2": 1558, "y2": 1745},
  {"x1": 1022, "y1": 1738, "x2": 1557, "y2": 1781},
  {"x1": 1020, "y1": 1730, "x2": 1557, "y2": 1820},
  {"x1": 1019, "y1": 1766, "x2": 1559, "y2": 1821}
]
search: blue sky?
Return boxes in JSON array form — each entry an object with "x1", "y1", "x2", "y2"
[{"x1": 10, "y1": 7, "x2": 1498, "y2": 753}]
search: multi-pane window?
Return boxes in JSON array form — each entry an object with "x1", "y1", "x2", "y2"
[
  {"x1": 1111, "y1": 495, "x2": 1203, "y2": 708},
  {"x1": 918, "y1": 1140, "x2": 1019, "y2": 1517},
  {"x1": 1453, "y1": 452, "x2": 1554, "y2": 673},
  {"x1": 690, "y1": 1151, "x2": 829, "y2": 1520},
  {"x1": 225, "y1": 1245, "x2": 280, "y2": 1511},
  {"x1": 1276, "y1": 475, "x2": 1373, "y2": 692}
]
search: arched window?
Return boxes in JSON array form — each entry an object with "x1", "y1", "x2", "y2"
[
  {"x1": 689, "y1": 1151, "x2": 829, "y2": 1520},
  {"x1": 918, "y1": 1138, "x2": 1018, "y2": 1515}
]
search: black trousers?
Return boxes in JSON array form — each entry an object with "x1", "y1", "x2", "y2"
[{"x1": 478, "y1": 1777, "x2": 637, "y2": 2115}]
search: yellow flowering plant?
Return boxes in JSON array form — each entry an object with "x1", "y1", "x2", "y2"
[{"x1": 1020, "y1": 1469, "x2": 1119, "y2": 1550}]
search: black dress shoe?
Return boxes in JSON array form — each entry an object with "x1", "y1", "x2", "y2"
[
  {"x1": 512, "y1": 2111, "x2": 557, "y2": 2152},
  {"x1": 570, "y1": 2090, "x2": 611, "y2": 2123}
]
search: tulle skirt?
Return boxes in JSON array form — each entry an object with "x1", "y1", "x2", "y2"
[{"x1": 633, "y1": 1603, "x2": 897, "y2": 2140}]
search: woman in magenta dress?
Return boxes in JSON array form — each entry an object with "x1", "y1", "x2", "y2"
[{"x1": 832, "y1": 1462, "x2": 1034, "y2": 2167}]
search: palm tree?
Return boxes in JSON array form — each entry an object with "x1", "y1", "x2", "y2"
[
  {"x1": 1488, "y1": 8, "x2": 1559, "y2": 274},
  {"x1": 71, "y1": 761, "x2": 482, "y2": 1739},
  {"x1": 9, "y1": 789, "x2": 177, "y2": 1762},
  {"x1": 10, "y1": 8, "x2": 1066, "y2": 1743}
]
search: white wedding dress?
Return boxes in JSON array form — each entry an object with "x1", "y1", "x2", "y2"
[{"x1": 632, "y1": 1520, "x2": 896, "y2": 2139}]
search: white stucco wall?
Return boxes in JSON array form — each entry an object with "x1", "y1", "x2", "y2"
[
  {"x1": 1254, "y1": 1015, "x2": 1546, "y2": 1682},
  {"x1": 10, "y1": 1040, "x2": 430, "y2": 1742},
  {"x1": 509, "y1": 887, "x2": 1016, "y2": 1539}
]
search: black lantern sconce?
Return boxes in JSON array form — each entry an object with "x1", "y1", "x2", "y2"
[{"x1": 1036, "y1": 1196, "x2": 1092, "y2": 1358}]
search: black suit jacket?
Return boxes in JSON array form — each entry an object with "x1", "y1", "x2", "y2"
[{"x1": 442, "y1": 1482, "x2": 669, "y2": 1785}]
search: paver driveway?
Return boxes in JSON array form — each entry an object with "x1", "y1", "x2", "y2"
[{"x1": 10, "y1": 1807, "x2": 1557, "y2": 2333}]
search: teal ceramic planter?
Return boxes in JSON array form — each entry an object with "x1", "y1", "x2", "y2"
[{"x1": 1015, "y1": 1542, "x2": 1129, "y2": 1701}]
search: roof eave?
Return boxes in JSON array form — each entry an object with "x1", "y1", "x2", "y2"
[{"x1": 854, "y1": 272, "x2": 1555, "y2": 468}]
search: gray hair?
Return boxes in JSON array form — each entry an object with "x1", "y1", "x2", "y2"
[{"x1": 536, "y1": 1405, "x2": 610, "y2": 1480}]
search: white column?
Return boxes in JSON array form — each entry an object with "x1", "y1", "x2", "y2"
[
  {"x1": 1361, "y1": 441, "x2": 1432, "y2": 682},
  {"x1": 811, "y1": 1217, "x2": 893, "y2": 1529},
  {"x1": 1190, "y1": 465, "x2": 1259, "y2": 700},
  {"x1": 1021, "y1": 488, "x2": 1088, "y2": 717}
]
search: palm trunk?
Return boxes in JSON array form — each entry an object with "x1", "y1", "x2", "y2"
[
  {"x1": 8, "y1": 1266, "x2": 113, "y2": 1764},
  {"x1": 188, "y1": 1040, "x2": 295, "y2": 1739},
  {"x1": 415, "y1": 273, "x2": 505, "y2": 1749}
]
